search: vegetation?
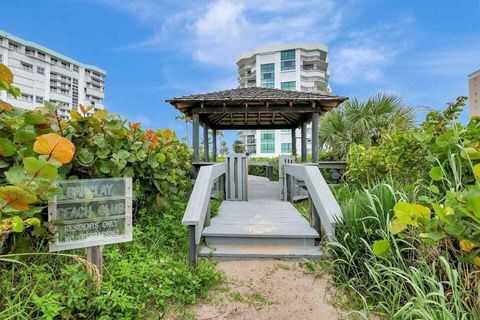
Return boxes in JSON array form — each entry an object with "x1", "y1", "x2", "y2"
[
  {"x1": 0, "y1": 197, "x2": 220, "y2": 319},
  {"x1": 326, "y1": 96, "x2": 480, "y2": 318},
  {"x1": 319, "y1": 93, "x2": 415, "y2": 159},
  {"x1": 0, "y1": 63, "x2": 220, "y2": 318}
]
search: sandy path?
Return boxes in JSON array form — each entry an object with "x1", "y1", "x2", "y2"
[{"x1": 190, "y1": 260, "x2": 345, "y2": 320}]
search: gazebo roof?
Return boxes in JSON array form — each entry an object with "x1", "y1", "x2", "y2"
[{"x1": 166, "y1": 87, "x2": 348, "y2": 129}]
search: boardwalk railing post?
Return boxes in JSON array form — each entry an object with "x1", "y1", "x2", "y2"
[
  {"x1": 308, "y1": 193, "x2": 322, "y2": 239},
  {"x1": 188, "y1": 225, "x2": 197, "y2": 266},
  {"x1": 279, "y1": 155, "x2": 295, "y2": 200},
  {"x1": 226, "y1": 153, "x2": 248, "y2": 201}
]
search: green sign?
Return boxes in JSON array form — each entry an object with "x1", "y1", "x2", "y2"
[{"x1": 48, "y1": 178, "x2": 132, "y2": 252}]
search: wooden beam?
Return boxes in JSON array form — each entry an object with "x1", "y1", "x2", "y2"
[
  {"x1": 192, "y1": 113, "x2": 200, "y2": 162},
  {"x1": 301, "y1": 121, "x2": 307, "y2": 162},
  {"x1": 189, "y1": 105, "x2": 322, "y2": 114},
  {"x1": 212, "y1": 129, "x2": 217, "y2": 162},
  {"x1": 203, "y1": 123, "x2": 209, "y2": 162},
  {"x1": 312, "y1": 112, "x2": 319, "y2": 163},
  {"x1": 291, "y1": 128, "x2": 297, "y2": 156}
]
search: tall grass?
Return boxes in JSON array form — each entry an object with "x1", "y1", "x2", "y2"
[{"x1": 328, "y1": 184, "x2": 480, "y2": 319}]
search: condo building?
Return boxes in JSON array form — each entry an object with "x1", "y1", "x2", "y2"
[
  {"x1": 237, "y1": 43, "x2": 329, "y2": 157},
  {"x1": 469, "y1": 69, "x2": 480, "y2": 117},
  {"x1": 0, "y1": 30, "x2": 106, "y2": 119}
]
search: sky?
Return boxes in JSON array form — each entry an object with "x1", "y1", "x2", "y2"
[{"x1": 2, "y1": 0, "x2": 480, "y2": 145}]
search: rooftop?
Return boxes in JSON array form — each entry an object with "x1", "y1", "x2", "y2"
[
  {"x1": 167, "y1": 87, "x2": 347, "y2": 130},
  {"x1": 0, "y1": 29, "x2": 106, "y2": 75},
  {"x1": 468, "y1": 69, "x2": 480, "y2": 79},
  {"x1": 237, "y1": 42, "x2": 328, "y2": 62}
]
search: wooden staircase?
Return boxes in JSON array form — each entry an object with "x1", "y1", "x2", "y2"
[{"x1": 199, "y1": 176, "x2": 322, "y2": 260}]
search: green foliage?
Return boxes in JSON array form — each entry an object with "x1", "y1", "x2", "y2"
[
  {"x1": 328, "y1": 183, "x2": 480, "y2": 318},
  {"x1": 319, "y1": 93, "x2": 415, "y2": 159},
  {"x1": 347, "y1": 130, "x2": 430, "y2": 185},
  {"x1": 0, "y1": 63, "x2": 191, "y2": 253},
  {"x1": 0, "y1": 197, "x2": 221, "y2": 319}
]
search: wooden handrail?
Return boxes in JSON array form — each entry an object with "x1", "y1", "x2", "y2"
[
  {"x1": 283, "y1": 164, "x2": 342, "y2": 241},
  {"x1": 183, "y1": 163, "x2": 226, "y2": 265}
]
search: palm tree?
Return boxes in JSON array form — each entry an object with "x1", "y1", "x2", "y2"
[{"x1": 319, "y1": 93, "x2": 415, "y2": 159}]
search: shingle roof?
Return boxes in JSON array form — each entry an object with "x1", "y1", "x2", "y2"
[
  {"x1": 166, "y1": 86, "x2": 347, "y2": 102},
  {"x1": 166, "y1": 87, "x2": 348, "y2": 130}
]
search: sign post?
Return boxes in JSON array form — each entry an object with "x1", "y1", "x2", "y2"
[{"x1": 48, "y1": 178, "x2": 133, "y2": 275}]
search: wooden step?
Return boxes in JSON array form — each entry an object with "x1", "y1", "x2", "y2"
[
  {"x1": 199, "y1": 243, "x2": 322, "y2": 260},
  {"x1": 202, "y1": 223, "x2": 319, "y2": 239},
  {"x1": 205, "y1": 236, "x2": 315, "y2": 247}
]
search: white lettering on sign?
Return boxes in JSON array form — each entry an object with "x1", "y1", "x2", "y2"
[{"x1": 48, "y1": 178, "x2": 132, "y2": 252}]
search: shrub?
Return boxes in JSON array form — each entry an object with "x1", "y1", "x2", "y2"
[
  {"x1": 0, "y1": 63, "x2": 191, "y2": 253},
  {"x1": 328, "y1": 184, "x2": 480, "y2": 318},
  {"x1": 0, "y1": 197, "x2": 221, "y2": 319}
]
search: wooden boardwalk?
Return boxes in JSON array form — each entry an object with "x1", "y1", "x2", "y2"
[{"x1": 201, "y1": 176, "x2": 321, "y2": 259}]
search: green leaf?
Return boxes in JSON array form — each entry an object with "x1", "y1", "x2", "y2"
[
  {"x1": 461, "y1": 147, "x2": 480, "y2": 160},
  {"x1": 427, "y1": 185, "x2": 440, "y2": 194},
  {"x1": 77, "y1": 148, "x2": 95, "y2": 165},
  {"x1": 372, "y1": 239, "x2": 390, "y2": 257},
  {"x1": 5, "y1": 166, "x2": 27, "y2": 185},
  {"x1": 473, "y1": 164, "x2": 480, "y2": 179},
  {"x1": 11, "y1": 216, "x2": 24, "y2": 233},
  {"x1": 23, "y1": 157, "x2": 58, "y2": 179},
  {"x1": 157, "y1": 153, "x2": 166, "y2": 163},
  {"x1": 394, "y1": 202, "x2": 413, "y2": 224},
  {"x1": 0, "y1": 138, "x2": 16, "y2": 157},
  {"x1": 429, "y1": 166, "x2": 443, "y2": 181},
  {"x1": 14, "y1": 129, "x2": 36, "y2": 143},
  {"x1": 390, "y1": 218, "x2": 407, "y2": 234}
]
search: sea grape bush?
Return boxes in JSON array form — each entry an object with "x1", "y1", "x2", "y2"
[
  {"x1": 0, "y1": 63, "x2": 190, "y2": 253},
  {"x1": 370, "y1": 97, "x2": 480, "y2": 267}
]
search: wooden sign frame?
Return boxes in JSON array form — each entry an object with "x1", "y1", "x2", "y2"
[{"x1": 48, "y1": 177, "x2": 133, "y2": 252}]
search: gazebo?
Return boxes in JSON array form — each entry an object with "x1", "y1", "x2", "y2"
[{"x1": 167, "y1": 87, "x2": 347, "y2": 164}]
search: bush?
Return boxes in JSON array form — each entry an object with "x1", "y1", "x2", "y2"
[
  {"x1": 0, "y1": 197, "x2": 221, "y2": 319},
  {"x1": 328, "y1": 184, "x2": 480, "y2": 318},
  {"x1": 0, "y1": 63, "x2": 191, "y2": 253}
]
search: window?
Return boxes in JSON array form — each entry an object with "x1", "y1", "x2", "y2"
[
  {"x1": 8, "y1": 41, "x2": 20, "y2": 51},
  {"x1": 281, "y1": 50, "x2": 295, "y2": 71},
  {"x1": 281, "y1": 129, "x2": 291, "y2": 133},
  {"x1": 20, "y1": 93, "x2": 33, "y2": 102},
  {"x1": 37, "y1": 51, "x2": 46, "y2": 59},
  {"x1": 73, "y1": 65, "x2": 79, "y2": 72},
  {"x1": 51, "y1": 58, "x2": 58, "y2": 64},
  {"x1": 0, "y1": 54, "x2": 2, "y2": 63},
  {"x1": 21, "y1": 62, "x2": 33, "y2": 72},
  {"x1": 281, "y1": 143, "x2": 292, "y2": 153},
  {"x1": 260, "y1": 63, "x2": 275, "y2": 88},
  {"x1": 281, "y1": 81, "x2": 296, "y2": 91},
  {"x1": 260, "y1": 130, "x2": 275, "y2": 153},
  {"x1": 37, "y1": 66, "x2": 44, "y2": 75},
  {"x1": 25, "y1": 47, "x2": 35, "y2": 56},
  {"x1": 36, "y1": 96, "x2": 43, "y2": 103}
]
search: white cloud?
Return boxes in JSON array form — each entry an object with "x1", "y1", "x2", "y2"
[{"x1": 329, "y1": 19, "x2": 411, "y2": 85}]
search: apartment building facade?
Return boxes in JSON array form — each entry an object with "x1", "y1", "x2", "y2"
[
  {"x1": 237, "y1": 43, "x2": 329, "y2": 157},
  {"x1": 469, "y1": 69, "x2": 480, "y2": 117},
  {"x1": 0, "y1": 30, "x2": 106, "y2": 119}
]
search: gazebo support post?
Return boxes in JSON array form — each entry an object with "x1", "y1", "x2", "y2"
[
  {"x1": 192, "y1": 113, "x2": 199, "y2": 162},
  {"x1": 212, "y1": 129, "x2": 217, "y2": 162},
  {"x1": 203, "y1": 123, "x2": 209, "y2": 162},
  {"x1": 301, "y1": 121, "x2": 307, "y2": 163},
  {"x1": 312, "y1": 112, "x2": 319, "y2": 163},
  {"x1": 291, "y1": 128, "x2": 297, "y2": 157}
]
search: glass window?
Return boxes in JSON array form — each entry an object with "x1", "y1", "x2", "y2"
[
  {"x1": 260, "y1": 130, "x2": 275, "y2": 153},
  {"x1": 281, "y1": 143, "x2": 292, "y2": 153},
  {"x1": 260, "y1": 63, "x2": 275, "y2": 88},
  {"x1": 281, "y1": 81, "x2": 296, "y2": 91},
  {"x1": 281, "y1": 50, "x2": 295, "y2": 71}
]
